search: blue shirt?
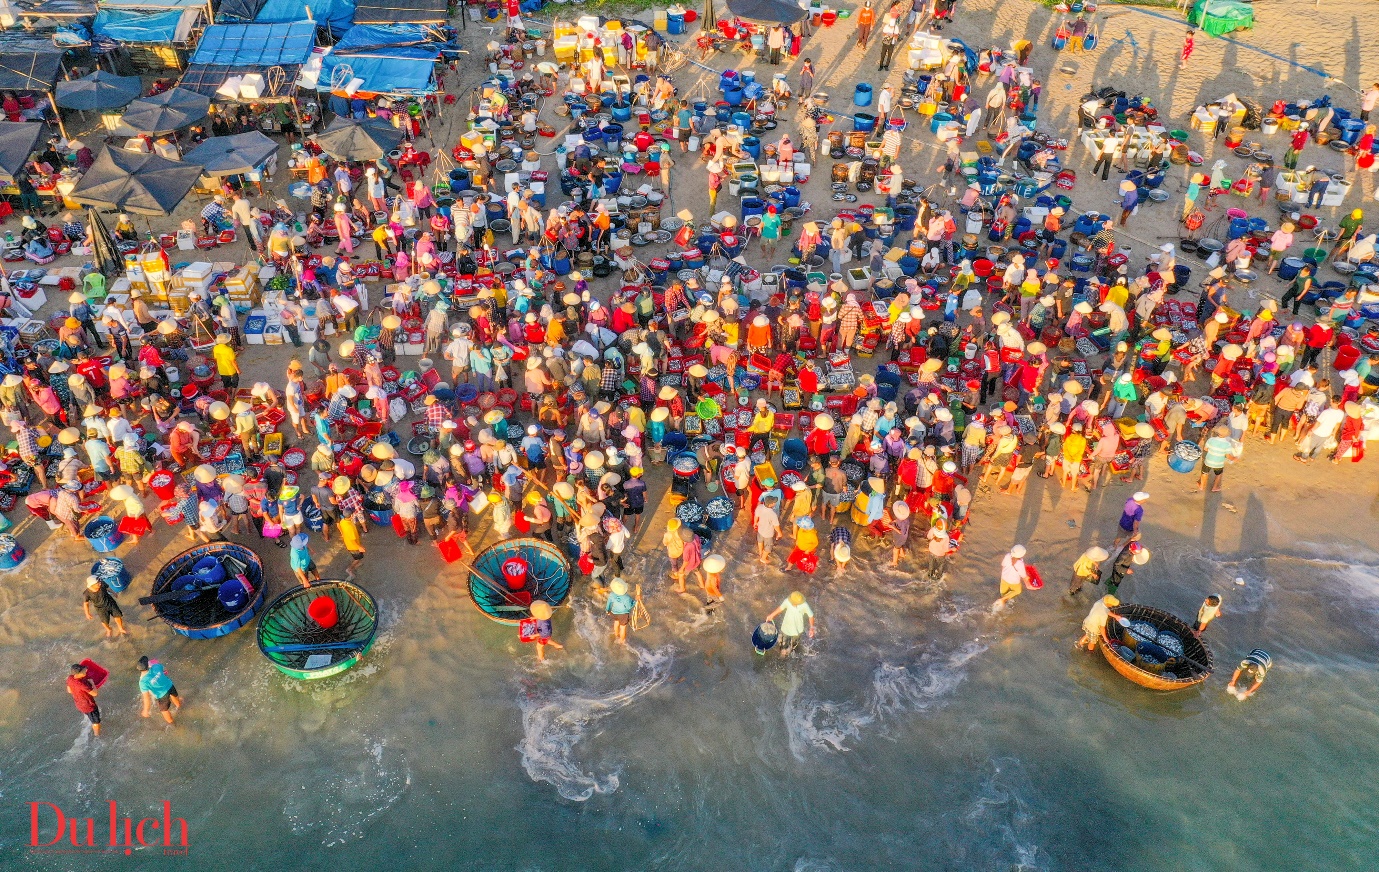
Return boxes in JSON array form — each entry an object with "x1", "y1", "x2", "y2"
[
  {"x1": 290, "y1": 545, "x2": 312, "y2": 571},
  {"x1": 606, "y1": 592, "x2": 635, "y2": 615},
  {"x1": 138, "y1": 662, "x2": 174, "y2": 698}
]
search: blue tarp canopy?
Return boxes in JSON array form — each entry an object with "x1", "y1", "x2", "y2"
[
  {"x1": 93, "y1": 8, "x2": 188, "y2": 43},
  {"x1": 352, "y1": 0, "x2": 446, "y2": 24},
  {"x1": 191, "y1": 21, "x2": 317, "y2": 68},
  {"x1": 181, "y1": 21, "x2": 317, "y2": 98},
  {"x1": 258, "y1": 0, "x2": 354, "y2": 33},
  {"x1": 318, "y1": 25, "x2": 440, "y2": 96}
]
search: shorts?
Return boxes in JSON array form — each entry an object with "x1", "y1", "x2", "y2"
[
  {"x1": 348, "y1": 550, "x2": 366, "y2": 561},
  {"x1": 779, "y1": 633, "x2": 801, "y2": 653},
  {"x1": 678, "y1": 126, "x2": 691, "y2": 144},
  {"x1": 611, "y1": 612, "x2": 630, "y2": 626},
  {"x1": 1201, "y1": 462, "x2": 1224, "y2": 479},
  {"x1": 84, "y1": 707, "x2": 101, "y2": 725},
  {"x1": 1010, "y1": 466, "x2": 1033, "y2": 482},
  {"x1": 758, "y1": 534, "x2": 774, "y2": 548},
  {"x1": 155, "y1": 686, "x2": 179, "y2": 711},
  {"x1": 821, "y1": 491, "x2": 843, "y2": 508},
  {"x1": 284, "y1": 513, "x2": 304, "y2": 527},
  {"x1": 296, "y1": 561, "x2": 318, "y2": 574},
  {"x1": 1000, "y1": 580, "x2": 1023, "y2": 597},
  {"x1": 623, "y1": 505, "x2": 643, "y2": 516}
]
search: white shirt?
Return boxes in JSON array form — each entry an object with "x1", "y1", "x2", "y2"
[
  {"x1": 1312, "y1": 406, "x2": 1346, "y2": 438},
  {"x1": 1289, "y1": 369, "x2": 1315, "y2": 388},
  {"x1": 1000, "y1": 554, "x2": 1027, "y2": 586}
]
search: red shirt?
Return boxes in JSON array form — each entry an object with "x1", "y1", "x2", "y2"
[
  {"x1": 67, "y1": 676, "x2": 97, "y2": 712},
  {"x1": 1305, "y1": 324, "x2": 1333, "y2": 348}
]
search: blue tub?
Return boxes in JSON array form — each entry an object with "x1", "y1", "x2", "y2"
[
  {"x1": 602, "y1": 123, "x2": 623, "y2": 152},
  {"x1": 91, "y1": 557, "x2": 130, "y2": 593},
  {"x1": 853, "y1": 112, "x2": 877, "y2": 133},
  {"x1": 854, "y1": 83, "x2": 873, "y2": 107},
  {"x1": 83, "y1": 516, "x2": 124, "y2": 553}
]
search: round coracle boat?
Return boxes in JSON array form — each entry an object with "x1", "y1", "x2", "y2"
[
  {"x1": 467, "y1": 537, "x2": 572, "y2": 624},
  {"x1": 257, "y1": 580, "x2": 379, "y2": 680},
  {"x1": 1099, "y1": 604, "x2": 1214, "y2": 690},
  {"x1": 146, "y1": 543, "x2": 265, "y2": 639}
]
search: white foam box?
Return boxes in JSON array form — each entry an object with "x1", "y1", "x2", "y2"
[
  {"x1": 14, "y1": 286, "x2": 45, "y2": 310},
  {"x1": 238, "y1": 73, "x2": 265, "y2": 100},
  {"x1": 263, "y1": 324, "x2": 284, "y2": 345}
]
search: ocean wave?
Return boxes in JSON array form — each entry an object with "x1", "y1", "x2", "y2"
[
  {"x1": 947, "y1": 757, "x2": 1048, "y2": 872},
  {"x1": 282, "y1": 738, "x2": 411, "y2": 847},
  {"x1": 784, "y1": 640, "x2": 988, "y2": 759},
  {"x1": 517, "y1": 646, "x2": 672, "y2": 801}
]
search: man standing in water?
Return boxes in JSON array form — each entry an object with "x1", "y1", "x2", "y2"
[
  {"x1": 138, "y1": 655, "x2": 182, "y2": 725},
  {"x1": 755, "y1": 494, "x2": 783, "y2": 565},
  {"x1": 765, "y1": 591, "x2": 815, "y2": 658},
  {"x1": 67, "y1": 663, "x2": 101, "y2": 737},
  {"x1": 997, "y1": 544, "x2": 1029, "y2": 607}
]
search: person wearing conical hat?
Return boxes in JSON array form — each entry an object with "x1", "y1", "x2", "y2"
[{"x1": 1079, "y1": 595, "x2": 1120, "y2": 651}]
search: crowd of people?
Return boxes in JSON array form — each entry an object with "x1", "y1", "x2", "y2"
[{"x1": 39, "y1": 1, "x2": 1379, "y2": 732}]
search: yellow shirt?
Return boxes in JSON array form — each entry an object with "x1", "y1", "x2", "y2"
[
  {"x1": 212, "y1": 343, "x2": 238, "y2": 376},
  {"x1": 749, "y1": 410, "x2": 775, "y2": 434},
  {"x1": 1106, "y1": 284, "x2": 1129, "y2": 310},
  {"x1": 339, "y1": 517, "x2": 363, "y2": 552}
]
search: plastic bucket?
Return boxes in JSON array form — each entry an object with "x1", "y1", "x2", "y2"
[
  {"x1": 1168, "y1": 441, "x2": 1201, "y2": 473},
  {"x1": 0, "y1": 534, "x2": 26, "y2": 571},
  {"x1": 854, "y1": 83, "x2": 873, "y2": 107},
  {"x1": 83, "y1": 516, "x2": 125, "y2": 553},
  {"x1": 852, "y1": 112, "x2": 877, "y2": 133},
  {"x1": 91, "y1": 557, "x2": 130, "y2": 593},
  {"x1": 602, "y1": 123, "x2": 623, "y2": 151},
  {"x1": 308, "y1": 595, "x2": 339, "y2": 628},
  {"x1": 149, "y1": 470, "x2": 176, "y2": 500}
]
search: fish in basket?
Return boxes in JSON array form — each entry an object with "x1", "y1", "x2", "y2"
[
  {"x1": 1098, "y1": 603, "x2": 1214, "y2": 690},
  {"x1": 466, "y1": 538, "x2": 572, "y2": 625}
]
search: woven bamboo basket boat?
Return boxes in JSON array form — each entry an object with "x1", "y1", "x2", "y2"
[{"x1": 1099, "y1": 603, "x2": 1214, "y2": 690}]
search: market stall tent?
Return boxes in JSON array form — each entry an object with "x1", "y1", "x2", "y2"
[
  {"x1": 312, "y1": 115, "x2": 404, "y2": 161},
  {"x1": 68, "y1": 147, "x2": 203, "y2": 215},
  {"x1": 121, "y1": 87, "x2": 211, "y2": 135},
  {"x1": 1189, "y1": 0, "x2": 1254, "y2": 37},
  {"x1": 54, "y1": 70, "x2": 143, "y2": 111},
  {"x1": 216, "y1": 0, "x2": 357, "y2": 37},
  {"x1": 725, "y1": 0, "x2": 806, "y2": 24},
  {"x1": 183, "y1": 130, "x2": 279, "y2": 176},
  {"x1": 179, "y1": 20, "x2": 318, "y2": 98},
  {"x1": 352, "y1": 0, "x2": 447, "y2": 25},
  {"x1": 318, "y1": 24, "x2": 441, "y2": 98},
  {"x1": 0, "y1": 121, "x2": 45, "y2": 184},
  {"x1": 93, "y1": 5, "x2": 202, "y2": 45}
]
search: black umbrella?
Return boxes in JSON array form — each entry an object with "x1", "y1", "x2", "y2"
[
  {"x1": 86, "y1": 207, "x2": 124, "y2": 278},
  {"x1": 0, "y1": 121, "x2": 43, "y2": 180},
  {"x1": 55, "y1": 71, "x2": 143, "y2": 111},
  {"x1": 69, "y1": 148, "x2": 203, "y2": 216},
  {"x1": 183, "y1": 131, "x2": 279, "y2": 177},
  {"x1": 122, "y1": 88, "x2": 212, "y2": 136},
  {"x1": 726, "y1": 0, "x2": 805, "y2": 22},
  {"x1": 313, "y1": 116, "x2": 405, "y2": 162}
]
